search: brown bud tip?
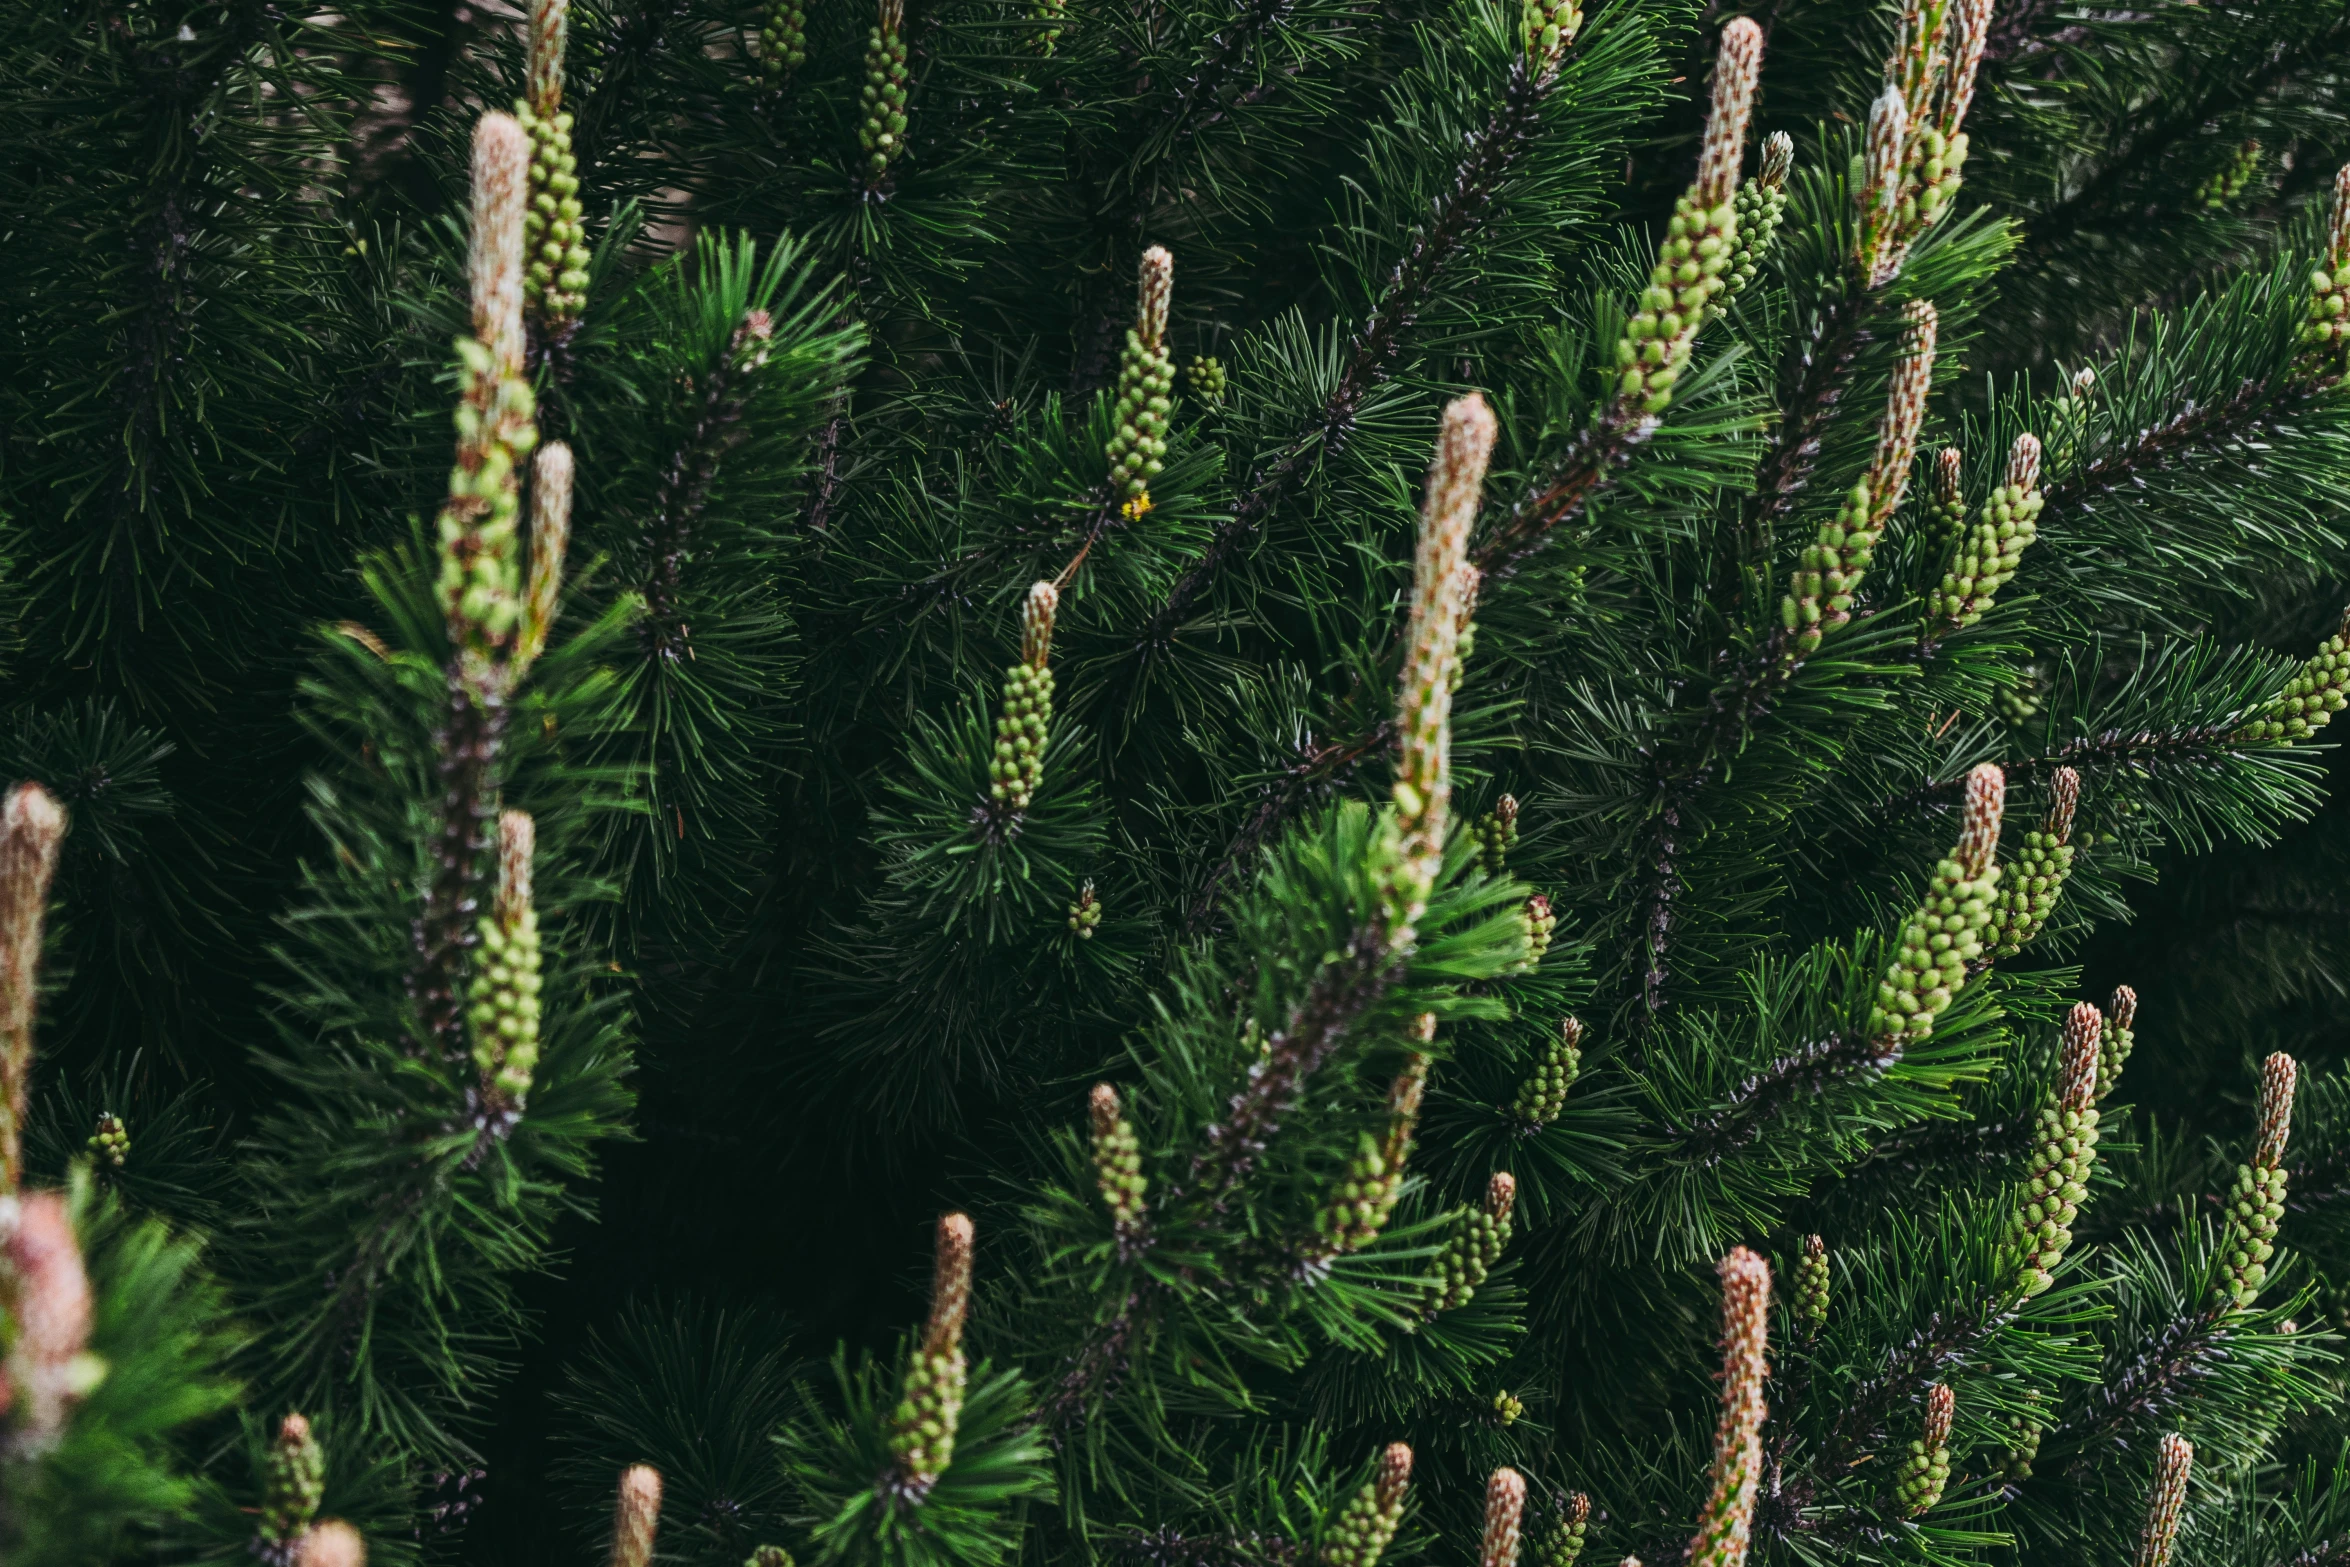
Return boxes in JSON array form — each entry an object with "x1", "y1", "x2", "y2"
[
  {"x1": 2, "y1": 781, "x2": 66, "y2": 1035},
  {"x1": 1696, "y1": 19, "x2": 1764, "y2": 207},
  {"x1": 1138, "y1": 246, "x2": 1174, "y2": 345},
  {"x1": 279, "y1": 1411, "x2": 313, "y2": 1446},
  {"x1": 2109, "y1": 984, "x2": 2138, "y2": 1032},
  {"x1": 1389, "y1": 1054, "x2": 1432, "y2": 1120},
  {"x1": 1959, "y1": 763, "x2": 2005, "y2": 879},
  {"x1": 1022, "y1": 580, "x2": 1059, "y2": 670},
  {"x1": 2256, "y1": 1052, "x2": 2299, "y2": 1171},
  {"x1": 2330, "y1": 166, "x2": 2350, "y2": 265},
  {"x1": 1803, "y1": 1233, "x2": 1825, "y2": 1262},
  {"x1": 2046, "y1": 768, "x2": 2081, "y2": 844},
  {"x1": 1089, "y1": 1083, "x2": 1122, "y2": 1139},
  {"x1": 609, "y1": 1465, "x2": 663, "y2": 1567},
  {"x1": 1376, "y1": 1441, "x2": 1415, "y2": 1507},
  {"x1": 1923, "y1": 1383, "x2": 1955, "y2": 1449},
  {"x1": 528, "y1": 0, "x2": 569, "y2": 115},
  {"x1": 2058, "y1": 1002, "x2": 2103, "y2": 1111},
  {"x1": 1424, "y1": 393, "x2": 1498, "y2": 561},
  {"x1": 926, "y1": 1212, "x2": 975, "y2": 1353},
  {"x1": 1935, "y1": 447, "x2": 1963, "y2": 507},
  {"x1": 1413, "y1": 1012, "x2": 1438, "y2": 1044},
  {"x1": 1482, "y1": 1468, "x2": 1529, "y2": 1567},
  {"x1": 1940, "y1": 0, "x2": 1994, "y2": 133},
  {"x1": 1717, "y1": 1247, "x2": 1771, "y2": 1376},
  {"x1": 1564, "y1": 1492, "x2": 1591, "y2": 1526},
  {"x1": 2134, "y1": 1435, "x2": 2192, "y2": 1567},
  {"x1": 1496, "y1": 793, "x2": 1518, "y2": 826},
  {"x1": 1485, "y1": 1170, "x2": 1518, "y2": 1222},
  {"x1": 469, "y1": 113, "x2": 531, "y2": 377},
  {"x1": 497, "y1": 810, "x2": 535, "y2": 928},
  {"x1": 2006, "y1": 433, "x2": 2043, "y2": 493},
  {"x1": 298, "y1": 1521, "x2": 368, "y2": 1567},
  {"x1": 1759, "y1": 130, "x2": 1793, "y2": 189},
  {"x1": 1561, "y1": 1015, "x2": 1584, "y2": 1050}
]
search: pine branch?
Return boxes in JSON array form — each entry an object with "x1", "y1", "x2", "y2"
[
  {"x1": 2054, "y1": 1308, "x2": 2233, "y2": 1468},
  {"x1": 1183, "y1": 722, "x2": 1393, "y2": 936},
  {"x1": 1672, "y1": 1028, "x2": 1902, "y2": 1167},
  {"x1": 642, "y1": 310, "x2": 776, "y2": 660}
]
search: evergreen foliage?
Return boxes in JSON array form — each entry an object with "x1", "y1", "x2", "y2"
[{"x1": 4, "y1": 0, "x2": 2350, "y2": 1562}]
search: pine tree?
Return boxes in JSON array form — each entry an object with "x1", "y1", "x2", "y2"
[{"x1": 6, "y1": 0, "x2": 2350, "y2": 1562}]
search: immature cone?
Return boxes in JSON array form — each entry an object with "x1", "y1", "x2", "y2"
[
  {"x1": 1068, "y1": 879, "x2": 1103, "y2": 939},
  {"x1": 2218, "y1": 1053, "x2": 2298, "y2": 1310},
  {"x1": 2096, "y1": 984, "x2": 2137, "y2": 1100},
  {"x1": 298, "y1": 1523, "x2": 368, "y2": 1567},
  {"x1": 2238, "y1": 607, "x2": 2350, "y2": 743},
  {"x1": 260, "y1": 1413, "x2": 329, "y2": 1549},
  {"x1": 1184, "y1": 355, "x2": 1227, "y2": 406},
  {"x1": 1612, "y1": 20, "x2": 1761, "y2": 414},
  {"x1": 1930, "y1": 447, "x2": 1967, "y2": 550},
  {"x1": 1793, "y1": 1233, "x2": 1829, "y2": 1333},
  {"x1": 1989, "y1": 766, "x2": 2079, "y2": 958},
  {"x1": 1090, "y1": 1083, "x2": 1147, "y2": 1243},
  {"x1": 858, "y1": 0, "x2": 912, "y2": 185},
  {"x1": 1786, "y1": 301, "x2": 1935, "y2": 650},
  {"x1": 1314, "y1": 1051, "x2": 1428, "y2": 1257},
  {"x1": 1321, "y1": 1443, "x2": 1414, "y2": 1567},
  {"x1": 1387, "y1": 395, "x2": 1495, "y2": 942},
  {"x1": 1534, "y1": 1493, "x2": 1592, "y2": 1567},
  {"x1": 1476, "y1": 794, "x2": 1520, "y2": 877},
  {"x1": 517, "y1": 441, "x2": 574, "y2": 672},
  {"x1": 1106, "y1": 248, "x2": 1177, "y2": 515},
  {"x1": 1521, "y1": 0, "x2": 1583, "y2": 75},
  {"x1": 2304, "y1": 166, "x2": 2350, "y2": 371},
  {"x1": 2006, "y1": 1002, "x2": 2104, "y2": 1297},
  {"x1": 2045, "y1": 365, "x2": 2096, "y2": 473},
  {"x1": 2132, "y1": 1436, "x2": 2193, "y2": 1567},
  {"x1": 1926, "y1": 434, "x2": 2044, "y2": 637},
  {"x1": 88, "y1": 1110, "x2": 130, "y2": 1169},
  {"x1": 888, "y1": 1213, "x2": 973, "y2": 1493},
  {"x1": 609, "y1": 1465, "x2": 663, "y2": 1567},
  {"x1": 989, "y1": 584, "x2": 1060, "y2": 813},
  {"x1": 1, "y1": 1191, "x2": 103, "y2": 1450},
  {"x1": 1, "y1": 782, "x2": 64, "y2": 1194},
  {"x1": 439, "y1": 114, "x2": 540, "y2": 664},
  {"x1": 2000, "y1": 1389, "x2": 2045, "y2": 1483},
  {"x1": 1893, "y1": 1383, "x2": 1954, "y2": 1517},
  {"x1": 519, "y1": 0, "x2": 589, "y2": 327},
  {"x1": 1868, "y1": 764, "x2": 2002, "y2": 1050},
  {"x1": 748, "y1": 1549, "x2": 797, "y2": 1567},
  {"x1": 1422, "y1": 1172, "x2": 1518, "y2": 1316},
  {"x1": 1518, "y1": 894, "x2": 1557, "y2": 971},
  {"x1": 751, "y1": 0, "x2": 808, "y2": 80},
  {"x1": 1723, "y1": 132, "x2": 1793, "y2": 302},
  {"x1": 1482, "y1": 1469, "x2": 1529, "y2": 1567},
  {"x1": 1688, "y1": 1249, "x2": 1770, "y2": 1567},
  {"x1": 1936, "y1": 0, "x2": 1994, "y2": 138},
  {"x1": 468, "y1": 810, "x2": 543, "y2": 1111},
  {"x1": 1511, "y1": 1016, "x2": 1583, "y2": 1129}
]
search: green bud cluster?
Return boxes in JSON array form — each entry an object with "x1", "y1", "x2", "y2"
[
  {"x1": 467, "y1": 898, "x2": 542, "y2": 1106},
  {"x1": 516, "y1": 105, "x2": 588, "y2": 325},
  {"x1": 259, "y1": 1412, "x2": 326, "y2": 1548},
  {"x1": 1107, "y1": 335, "x2": 1174, "y2": 509},
  {"x1": 1898, "y1": 125, "x2": 1968, "y2": 237},
  {"x1": 1892, "y1": 1385, "x2": 1953, "y2": 1517},
  {"x1": 1782, "y1": 480, "x2": 1875, "y2": 655},
  {"x1": 752, "y1": 0, "x2": 808, "y2": 80},
  {"x1": 2238, "y1": 615, "x2": 2350, "y2": 742},
  {"x1": 888, "y1": 1342, "x2": 966, "y2": 1484},
  {"x1": 989, "y1": 660, "x2": 1054, "y2": 810},
  {"x1": 1988, "y1": 768, "x2": 2077, "y2": 959},
  {"x1": 1518, "y1": 894, "x2": 1556, "y2": 972},
  {"x1": 2043, "y1": 366, "x2": 2095, "y2": 475},
  {"x1": 1475, "y1": 794, "x2": 1519, "y2": 877},
  {"x1": 1420, "y1": 1172, "x2": 1516, "y2": 1317},
  {"x1": 2195, "y1": 139, "x2": 2261, "y2": 210},
  {"x1": 1927, "y1": 447, "x2": 1967, "y2": 554},
  {"x1": 1612, "y1": 192, "x2": 1736, "y2": 415},
  {"x1": 1510, "y1": 1017, "x2": 1582, "y2": 1129},
  {"x1": 2218, "y1": 1161, "x2": 2287, "y2": 1310},
  {"x1": 1926, "y1": 446, "x2": 2043, "y2": 633},
  {"x1": 1722, "y1": 133, "x2": 1792, "y2": 302},
  {"x1": 2005, "y1": 1003, "x2": 2103, "y2": 1298},
  {"x1": 1792, "y1": 1234, "x2": 1828, "y2": 1333},
  {"x1": 1184, "y1": 354, "x2": 1226, "y2": 406},
  {"x1": 2096, "y1": 986, "x2": 2136, "y2": 1100},
  {"x1": 2308, "y1": 265, "x2": 2350, "y2": 366},
  {"x1": 1994, "y1": 680, "x2": 2040, "y2": 728},
  {"x1": 1867, "y1": 764, "x2": 2003, "y2": 1050},
  {"x1": 1534, "y1": 1494, "x2": 1591, "y2": 1567},
  {"x1": 1068, "y1": 879, "x2": 1102, "y2": 939},
  {"x1": 2000, "y1": 1392, "x2": 2044, "y2": 1483},
  {"x1": 1491, "y1": 1389, "x2": 1524, "y2": 1426},
  {"x1": 1322, "y1": 1446, "x2": 1413, "y2": 1567},
  {"x1": 1317, "y1": 1131, "x2": 1409, "y2": 1254},
  {"x1": 1088, "y1": 1083, "x2": 1148, "y2": 1241},
  {"x1": 858, "y1": 7, "x2": 911, "y2": 182},
  {"x1": 1028, "y1": 0, "x2": 1067, "y2": 53},
  {"x1": 437, "y1": 340, "x2": 538, "y2": 655},
  {"x1": 87, "y1": 1111, "x2": 129, "y2": 1169},
  {"x1": 747, "y1": 1549, "x2": 796, "y2": 1567},
  {"x1": 1521, "y1": 0, "x2": 1582, "y2": 74}
]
